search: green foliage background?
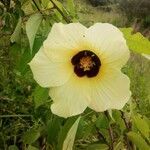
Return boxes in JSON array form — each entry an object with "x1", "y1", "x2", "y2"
[{"x1": 0, "y1": 0, "x2": 150, "y2": 150}]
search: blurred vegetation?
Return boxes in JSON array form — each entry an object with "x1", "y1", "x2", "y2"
[
  {"x1": 118, "y1": 0, "x2": 150, "y2": 37},
  {"x1": 0, "y1": 0, "x2": 150, "y2": 150}
]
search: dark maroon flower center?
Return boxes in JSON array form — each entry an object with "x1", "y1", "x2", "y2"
[{"x1": 71, "y1": 50, "x2": 101, "y2": 77}]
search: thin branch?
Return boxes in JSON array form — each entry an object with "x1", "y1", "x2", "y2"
[
  {"x1": 49, "y1": 0, "x2": 71, "y2": 23},
  {"x1": 25, "y1": 7, "x2": 54, "y2": 18},
  {"x1": 104, "y1": 111, "x2": 114, "y2": 150},
  {"x1": 31, "y1": 0, "x2": 47, "y2": 21},
  {"x1": 120, "y1": 110, "x2": 134, "y2": 150},
  {"x1": 32, "y1": 0, "x2": 42, "y2": 14},
  {"x1": 0, "y1": 115, "x2": 32, "y2": 118},
  {"x1": 96, "y1": 126, "x2": 109, "y2": 146},
  {"x1": 108, "y1": 124, "x2": 114, "y2": 150},
  {"x1": 120, "y1": 110, "x2": 130, "y2": 130}
]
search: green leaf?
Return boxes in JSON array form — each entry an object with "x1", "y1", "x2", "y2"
[
  {"x1": 57, "y1": 116, "x2": 79, "y2": 150},
  {"x1": 54, "y1": 9, "x2": 63, "y2": 21},
  {"x1": 127, "y1": 131, "x2": 150, "y2": 150},
  {"x1": 51, "y1": 0, "x2": 71, "y2": 22},
  {"x1": 114, "y1": 141, "x2": 125, "y2": 150},
  {"x1": 32, "y1": 37, "x2": 45, "y2": 55},
  {"x1": 95, "y1": 113, "x2": 109, "y2": 129},
  {"x1": 76, "y1": 118, "x2": 96, "y2": 139},
  {"x1": 107, "y1": 110, "x2": 115, "y2": 122},
  {"x1": 33, "y1": 85, "x2": 49, "y2": 108},
  {"x1": 17, "y1": 47, "x2": 31, "y2": 74},
  {"x1": 62, "y1": 117, "x2": 81, "y2": 150},
  {"x1": 133, "y1": 114, "x2": 150, "y2": 140},
  {"x1": 47, "y1": 117, "x2": 62, "y2": 145},
  {"x1": 22, "y1": 0, "x2": 34, "y2": 15},
  {"x1": 112, "y1": 111, "x2": 126, "y2": 133},
  {"x1": 10, "y1": 17, "x2": 22, "y2": 43},
  {"x1": 52, "y1": 0, "x2": 64, "y2": 11},
  {"x1": 22, "y1": 128, "x2": 40, "y2": 144},
  {"x1": 120, "y1": 28, "x2": 150, "y2": 54},
  {"x1": 86, "y1": 144, "x2": 108, "y2": 150},
  {"x1": 66, "y1": 0, "x2": 76, "y2": 18},
  {"x1": 41, "y1": 0, "x2": 53, "y2": 8},
  {"x1": 26, "y1": 13, "x2": 43, "y2": 52},
  {"x1": 27, "y1": 145, "x2": 38, "y2": 150},
  {"x1": 8, "y1": 145, "x2": 18, "y2": 150}
]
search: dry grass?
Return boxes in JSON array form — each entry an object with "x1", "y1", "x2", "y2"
[{"x1": 75, "y1": 0, "x2": 127, "y2": 27}]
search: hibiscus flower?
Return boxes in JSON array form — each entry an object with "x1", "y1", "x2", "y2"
[{"x1": 29, "y1": 23, "x2": 131, "y2": 118}]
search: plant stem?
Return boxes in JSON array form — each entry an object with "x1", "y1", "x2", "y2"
[
  {"x1": 108, "y1": 124, "x2": 114, "y2": 150},
  {"x1": 120, "y1": 110, "x2": 134, "y2": 150},
  {"x1": 32, "y1": 0, "x2": 42, "y2": 14},
  {"x1": 104, "y1": 111, "x2": 114, "y2": 150},
  {"x1": 0, "y1": 115, "x2": 32, "y2": 118},
  {"x1": 120, "y1": 110, "x2": 130, "y2": 130},
  {"x1": 32, "y1": 0, "x2": 48, "y2": 21},
  {"x1": 96, "y1": 127, "x2": 109, "y2": 147},
  {"x1": 49, "y1": 0, "x2": 71, "y2": 23}
]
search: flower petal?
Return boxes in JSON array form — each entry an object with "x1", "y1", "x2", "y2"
[
  {"x1": 84, "y1": 23, "x2": 130, "y2": 69},
  {"x1": 49, "y1": 75, "x2": 91, "y2": 118},
  {"x1": 89, "y1": 69, "x2": 131, "y2": 111},
  {"x1": 29, "y1": 47, "x2": 73, "y2": 87},
  {"x1": 43, "y1": 22, "x2": 87, "y2": 62}
]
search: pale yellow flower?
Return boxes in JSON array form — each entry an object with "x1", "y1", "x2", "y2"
[{"x1": 29, "y1": 23, "x2": 131, "y2": 118}]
